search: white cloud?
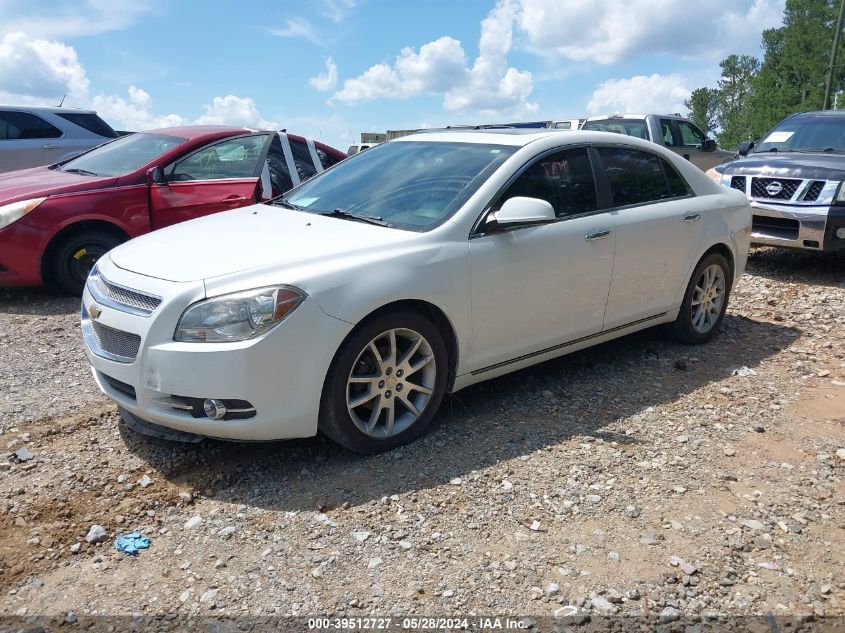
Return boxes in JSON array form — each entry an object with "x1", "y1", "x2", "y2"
[
  {"x1": 586, "y1": 73, "x2": 692, "y2": 114},
  {"x1": 331, "y1": 1, "x2": 537, "y2": 117},
  {"x1": 319, "y1": 0, "x2": 357, "y2": 23},
  {"x1": 309, "y1": 57, "x2": 338, "y2": 92},
  {"x1": 515, "y1": 0, "x2": 784, "y2": 64},
  {"x1": 195, "y1": 95, "x2": 277, "y2": 129},
  {"x1": 268, "y1": 18, "x2": 322, "y2": 46},
  {"x1": 0, "y1": 32, "x2": 89, "y2": 105},
  {"x1": 92, "y1": 86, "x2": 187, "y2": 130},
  {"x1": 0, "y1": 0, "x2": 153, "y2": 39}
]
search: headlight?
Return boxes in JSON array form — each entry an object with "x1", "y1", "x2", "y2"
[
  {"x1": 174, "y1": 286, "x2": 306, "y2": 343},
  {"x1": 0, "y1": 197, "x2": 46, "y2": 230}
]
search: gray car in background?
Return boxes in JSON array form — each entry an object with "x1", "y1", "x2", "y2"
[{"x1": 0, "y1": 105, "x2": 118, "y2": 173}]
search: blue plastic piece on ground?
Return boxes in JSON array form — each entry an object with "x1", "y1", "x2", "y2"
[{"x1": 114, "y1": 532, "x2": 151, "y2": 555}]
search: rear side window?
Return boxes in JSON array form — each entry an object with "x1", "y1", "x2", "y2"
[
  {"x1": 500, "y1": 147, "x2": 597, "y2": 218},
  {"x1": 0, "y1": 111, "x2": 62, "y2": 140},
  {"x1": 266, "y1": 135, "x2": 293, "y2": 196},
  {"x1": 56, "y1": 112, "x2": 117, "y2": 138},
  {"x1": 598, "y1": 147, "x2": 690, "y2": 206},
  {"x1": 317, "y1": 147, "x2": 340, "y2": 169},
  {"x1": 289, "y1": 139, "x2": 318, "y2": 181}
]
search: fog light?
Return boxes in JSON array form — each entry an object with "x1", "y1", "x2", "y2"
[
  {"x1": 836, "y1": 227, "x2": 845, "y2": 239},
  {"x1": 203, "y1": 399, "x2": 227, "y2": 420}
]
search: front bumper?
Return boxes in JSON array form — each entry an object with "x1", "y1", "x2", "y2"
[
  {"x1": 82, "y1": 256, "x2": 353, "y2": 441},
  {"x1": 0, "y1": 221, "x2": 45, "y2": 286},
  {"x1": 750, "y1": 202, "x2": 845, "y2": 251}
]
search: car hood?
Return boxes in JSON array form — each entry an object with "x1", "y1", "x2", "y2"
[
  {"x1": 717, "y1": 152, "x2": 845, "y2": 181},
  {"x1": 0, "y1": 166, "x2": 117, "y2": 204},
  {"x1": 109, "y1": 204, "x2": 419, "y2": 283}
]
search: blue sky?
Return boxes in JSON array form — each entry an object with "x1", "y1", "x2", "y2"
[{"x1": 0, "y1": 0, "x2": 786, "y2": 149}]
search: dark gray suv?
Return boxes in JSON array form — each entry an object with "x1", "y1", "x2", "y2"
[{"x1": 0, "y1": 105, "x2": 118, "y2": 173}]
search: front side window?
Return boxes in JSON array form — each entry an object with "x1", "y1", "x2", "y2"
[
  {"x1": 582, "y1": 118, "x2": 649, "y2": 140},
  {"x1": 0, "y1": 111, "x2": 62, "y2": 140},
  {"x1": 660, "y1": 119, "x2": 679, "y2": 146},
  {"x1": 678, "y1": 121, "x2": 706, "y2": 147},
  {"x1": 499, "y1": 147, "x2": 597, "y2": 218},
  {"x1": 285, "y1": 141, "x2": 516, "y2": 231},
  {"x1": 170, "y1": 134, "x2": 268, "y2": 181},
  {"x1": 597, "y1": 147, "x2": 689, "y2": 206},
  {"x1": 57, "y1": 132, "x2": 186, "y2": 176}
]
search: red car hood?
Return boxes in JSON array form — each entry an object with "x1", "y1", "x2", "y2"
[{"x1": 0, "y1": 167, "x2": 118, "y2": 204}]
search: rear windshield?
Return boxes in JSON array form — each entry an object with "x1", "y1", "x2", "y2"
[
  {"x1": 57, "y1": 133, "x2": 186, "y2": 177},
  {"x1": 56, "y1": 112, "x2": 118, "y2": 138},
  {"x1": 582, "y1": 119, "x2": 650, "y2": 140},
  {"x1": 285, "y1": 141, "x2": 516, "y2": 231},
  {"x1": 752, "y1": 115, "x2": 845, "y2": 154}
]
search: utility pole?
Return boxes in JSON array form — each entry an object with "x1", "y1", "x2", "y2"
[{"x1": 824, "y1": 0, "x2": 845, "y2": 109}]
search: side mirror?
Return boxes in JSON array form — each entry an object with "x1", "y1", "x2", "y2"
[
  {"x1": 487, "y1": 196, "x2": 555, "y2": 232},
  {"x1": 146, "y1": 166, "x2": 165, "y2": 185},
  {"x1": 700, "y1": 138, "x2": 717, "y2": 153},
  {"x1": 737, "y1": 141, "x2": 754, "y2": 157}
]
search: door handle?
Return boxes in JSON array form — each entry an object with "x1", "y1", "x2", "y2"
[
  {"x1": 683, "y1": 213, "x2": 701, "y2": 222},
  {"x1": 222, "y1": 195, "x2": 248, "y2": 205},
  {"x1": 585, "y1": 229, "x2": 612, "y2": 241},
  {"x1": 42, "y1": 144, "x2": 61, "y2": 150}
]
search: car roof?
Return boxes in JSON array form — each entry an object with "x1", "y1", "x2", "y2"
[
  {"x1": 788, "y1": 110, "x2": 845, "y2": 118},
  {"x1": 0, "y1": 104, "x2": 99, "y2": 115},
  {"x1": 140, "y1": 124, "x2": 263, "y2": 139},
  {"x1": 396, "y1": 128, "x2": 665, "y2": 149}
]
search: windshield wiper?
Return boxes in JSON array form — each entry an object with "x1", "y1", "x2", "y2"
[
  {"x1": 324, "y1": 208, "x2": 391, "y2": 227},
  {"x1": 62, "y1": 167, "x2": 99, "y2": 176}
]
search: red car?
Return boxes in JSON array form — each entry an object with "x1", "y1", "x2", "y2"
[{"x1": 0, "y1": 125, "x2": 345, "y2": 294}]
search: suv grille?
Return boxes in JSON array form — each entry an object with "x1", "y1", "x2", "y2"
[
  {"x1": 751, "y1": 177, "x2": 800, "y2": 200},
  {"x1": 802, "y1": 180, "x2": 825, "y2": 202},
  {"x1": 81, "y1": 307, "x2": 141, "y2": 363},
  {"x1": 730, "y1": 176, "x2": 746, "y2": 192},
  {"x1": 90, "y1": 273, "x2": 161, "y2": 316}
]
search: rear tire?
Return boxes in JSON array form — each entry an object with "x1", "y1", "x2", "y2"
[
  {"x1": 318, "y1": 310, "x2": 448, "y2": 454},
  {"x1": 52, "y1": 230, "x2": 123, "y2": 295},
  {"x1": 668, "y1": 252, "x2": 731, "y2": 344}
]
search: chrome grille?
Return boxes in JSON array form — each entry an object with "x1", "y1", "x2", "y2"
[
  {"x1": 730, "y1": 176, "x2": 746, "y2": 192},
  {"x1": 803, "y1": 180, "x2": 825, "y2": 202},
  {"x1": 81, "y1": 307, "x2": 141, "y2": 363},
  {"x1": 751, "y1": 177, "x2": 800, "y2": 200},
  {"x1": 89, "y1": 272, "x2": 161, "y2": 316}
]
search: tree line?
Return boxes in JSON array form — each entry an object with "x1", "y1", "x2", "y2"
[{"x1": 686, "y1": 0, "x2": 844, "y2": 149}]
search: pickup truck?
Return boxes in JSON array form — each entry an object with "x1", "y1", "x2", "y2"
[{"x1": 582, "y1": 113, "x2": 734, "y2": 171}]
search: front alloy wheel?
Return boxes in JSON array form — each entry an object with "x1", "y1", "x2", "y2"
[
  {"x1": 320, "y1": 311, "x2": 448, "y2": 453},
  {"x1": 668, "y1": 252, "x2": 731, "y2": 344}
]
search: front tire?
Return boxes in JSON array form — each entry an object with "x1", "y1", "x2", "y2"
[
  {"x1": 668, "y1": 252, "x2": 731, "y2": 344},
  {"x1": 319, "y1": 310, "x2": 449, "y2": 454},
  {"x1": 52, "y1": 231, "x2": 123, "y2": 295}
]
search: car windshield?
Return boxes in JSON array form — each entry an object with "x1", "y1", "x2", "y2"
[
  {"x1": 582, "y1": 119, "x2": 650, "y2": 139},
  {"x1": 58, "y1": 132, "x2": 186, "y2": 177},
  {"x1": 752, "y1": 116, "x2": 845, "y2": 153},
  {"x1": 283, "y1": 141, "x2": 516, "y2": 231}
]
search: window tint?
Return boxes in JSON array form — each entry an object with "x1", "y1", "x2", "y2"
[
  {"x1": 662, "y1": 157, "x2": 692, "y2": 197},
  {"x1": 0, "y1": 111, "x2": 62, "y2": 140},
  {"x1": 500, "y1": 147, "x2": 597, "y2": 218},
  {"x1": 170, "y1": 135, "x2": 267, "y2": 182},
  {"x1": 56, "y1": 113, "x2": 117, "y2": 138},
  {"x1": 289, "y1": 139, "x2": 318, "y2": 181},
  {"x1": 597, "y1": 147, "x2": 677, "y2": 206},
  {"x1": 678, "y1": 121, "x2": 705, "y2": 147},
  {"x1": 317, "y1": 147, "x2": 340, "y2": 169},
  {"x1": 265, "y1": 135, "x2": 293, "y2": 196}
]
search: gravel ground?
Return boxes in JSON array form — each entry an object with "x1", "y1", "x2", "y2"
[{"x1": 0, "y1": 247, "x2": 843, "y2": 631}]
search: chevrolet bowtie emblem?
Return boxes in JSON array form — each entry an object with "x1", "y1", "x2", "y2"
[{"x1": 88, "y1": 304, "x2": 102, "y2": 319}]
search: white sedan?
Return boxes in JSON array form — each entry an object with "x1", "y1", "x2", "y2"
[{"x1": 81, "y1": 130, "x2": 752, "y2": 453}]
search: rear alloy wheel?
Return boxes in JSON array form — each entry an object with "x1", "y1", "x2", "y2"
[
  {"x1": 53, "y1": 230, "x2": 123, "y2": 295},
  {"x1": 319, "y1": 311, "x2": 448, "y2": 453},
  {"x1": 668, "y1": 252, "x2": 731, "y2": 344}
]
